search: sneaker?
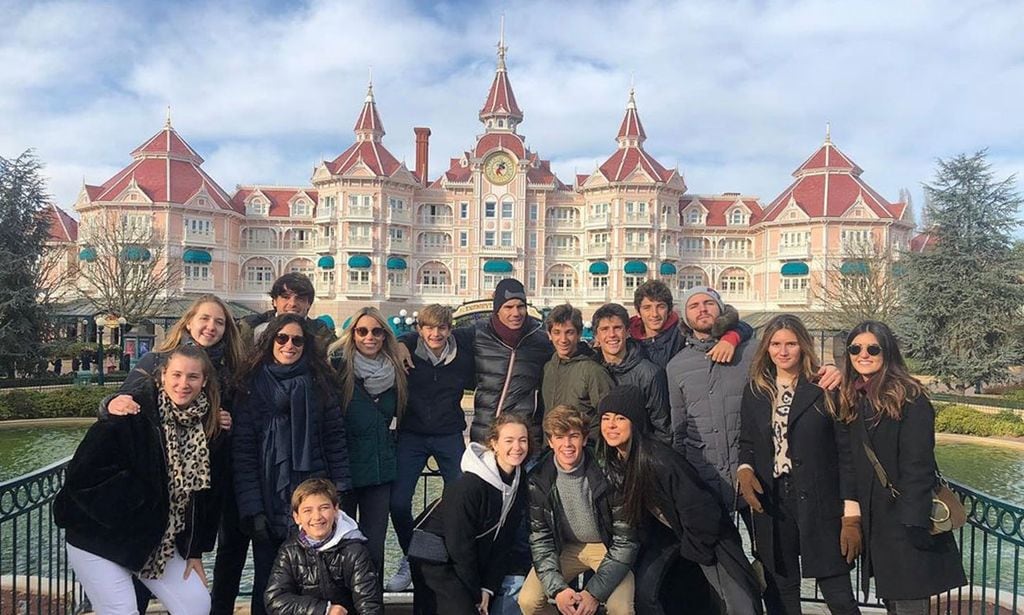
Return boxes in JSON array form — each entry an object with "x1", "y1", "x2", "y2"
[{"x1": 385, "y1": 556, "x2": 413, "y2": 592}]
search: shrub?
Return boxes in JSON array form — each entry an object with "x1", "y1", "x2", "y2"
[
  {"x1": 934, "y1": 403, "x2": 1024, "y2": 438},
  {"x1": 0, "y1": 386, "x2": 112, "y2": 420}
]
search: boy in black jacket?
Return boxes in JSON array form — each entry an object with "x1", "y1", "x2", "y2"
[{"x1": 265, "y1": 479, "x2": 382, "y2": 615}]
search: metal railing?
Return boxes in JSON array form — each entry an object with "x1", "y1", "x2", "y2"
[{"x1": 1, "y1": 459, "x2": 1020, "y2": 613}]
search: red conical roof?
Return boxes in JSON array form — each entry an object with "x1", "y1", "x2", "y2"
[
  {"x1": 479, "y1": 40, "x2": 523, "y2": 123},
  {"x1": 616, "y1": 89, "x2": 646, "y2": 144},
  {"x1": 353, "y1": 82, "x2": 385, "y2": 141}
]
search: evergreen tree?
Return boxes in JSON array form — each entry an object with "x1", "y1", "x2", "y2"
[
  {"x1": 900, "y1": 150, "x2": 1024, "y2": 394},
  {"x1": 0, "y1": 151, "x2": 52, "y2": 377}
]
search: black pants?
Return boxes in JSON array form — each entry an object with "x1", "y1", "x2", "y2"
[
  {"x1": 250, "y1": 536, "x2": 285, "y2": 615},
  {"x1": 763, "y1": 475, "x2": 859, "y2": 615},
  {"x1": 342, "y1": 482, "x2": 392, "y2": 581},
  {"x1": 210, "y1": 483, "x2": 251, "y2": 615},
  {"x1": 412, "y1": 560, "x2": 478, "y2": 615},
  {"x1": 634, "y1": 521, "x2": 718, "y2": 615}
]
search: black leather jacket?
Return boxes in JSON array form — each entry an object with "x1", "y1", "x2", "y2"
[
  {"x1": 526, "y1": 450, "x2": 638, "y2": 602},
  {"x1": 264, "y1": 534, "x2": 382, "y2": 615}
]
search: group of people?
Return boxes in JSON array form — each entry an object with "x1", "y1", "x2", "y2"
[{"x1": 53, "y1": 272, "x2": 966, "y2": 615}]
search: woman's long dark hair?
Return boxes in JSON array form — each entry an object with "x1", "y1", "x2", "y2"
[
  {"x1": 596, "y1": 419, "x2": 659, "y2": 526},
  {"x1": 838, "y1": 320, "x2": 924, "y2": 423},
  {"x1": 236, "y1": 313, "x2": 340, "y2": 399}
]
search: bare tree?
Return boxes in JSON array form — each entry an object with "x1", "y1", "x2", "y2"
[
  {"x1": 71, "y1": 211, "x2": 179, "y2": 323},
  {"x1": 815, "y1": 241, "x2": 903, "y2": 331}
]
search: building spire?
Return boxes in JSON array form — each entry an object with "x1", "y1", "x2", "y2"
[
  {"x1": 825, "y1": 121, "x2": 831, "y2": 144},
  {"x1": 616, "y1": 86, "x2": 646, "y2": 147},
  {"x1": 353, "y1": 73, "x2": 385, "y2": 142},
  {"x1": 165, "y1": 105, "x2": 172, "y2": 128},
  {"x1": 479, "y1": 17, "x2": 523, "y2": 131},
  {"x1": 497, "y1": 14, "x2": 507, "y2": 71}
]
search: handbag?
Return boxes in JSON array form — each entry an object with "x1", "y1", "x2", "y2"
[
  {"x1": 408, "y1": 497, "x2": 449, "y2": 564},
  {"x1": 859, "y1": 428, "x2": 966, "y2": 535}
]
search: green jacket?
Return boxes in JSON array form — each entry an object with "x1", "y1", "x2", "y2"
[
  {"x1": 344, "y1": 384, "x2": 397, "y2": 488},
  {"x1": 541, "y1": 351, "x2": 614, "y2": 434}
]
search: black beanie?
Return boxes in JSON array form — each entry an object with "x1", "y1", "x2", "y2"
[
  {"x1": 493, "y1": 278, "x2": 527, "y2": 313},
  {"x1": 597, "y1": 384, "x2": 649, "y2": 433}
]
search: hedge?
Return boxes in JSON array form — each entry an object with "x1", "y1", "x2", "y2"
[
  {"x1": 934, "y1": 403, "x2": 1024, "y2": 438},
  {"x1": 0, "y1": 373, "x2": 128, "y2": 389},
  {"x1": 0, "y1": 386, "x2": 111, "y2": 420},
  {"x1": 930, "y1": 392, "x2": 1024, "y2": 410}
]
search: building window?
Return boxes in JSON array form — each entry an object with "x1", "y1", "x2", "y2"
[
  {"x1": 184, "y1": 264, "x2": 210, "y2": 281},
  {"x1": 459, "y1": 270, "x2": 468, "y2": 290},
  {"x1": 245, "y1": 263, "x2": 274, "y2": 287},
  {"x1": 247, "y1": 199, "x2": 268, "y2": 216},
  {"x1": 728, "y1": 209, "x2": 745, "y2": 225},
  {"x1": 483, "y1": 272, "x2": 512, "y2": 289},
  {"x1": 500, "y1": 231, "x2": 513, "y2": 247},
  {"x1": 781, "y1": 231, "x2": 810, "y2": 247},
  {"x1": 387, "y1": 271, "x2": 407, "y2": 286},
  {"x1": 720, "y1": 270, "x2": 748, "y2": 294},
  {"x1": 590, "y1": 202, "x2": 609, "y2": 217},
  {"x1": 590, "y1": 232, "x2": 609, "y2": 246},
  {"x1": 546, "y1": 269, "x2": 574, "y2": 289},
  {"x1": 501, "y1": 198, "x2": 514, "y2": 219},
  {"x1": 459, "y1": 230, "x2": 469, "y2": 248},
  {"x1": 320, "y1": 270, "x2": 335, "y2": 287},
  {"x1": 527, "y1": 271, "x2": 537, "y2": 291},
  {"x1": 590, "y1": 275, "x2": 608, "y2": 289},
  {"x1": 624, "y1": 275, "x2": 644, "y2": 291},
  {"x1": 529, "y1": 204, "x2": 538, "y2": 221},
  {"x1": 349, "y1": 270, "x2": 370, "y2": 284},
  {"x1": 484, "y1": 231, "x2": 496, "y2": 247},
  {"x1": 681, "y1": 237, "x2": 703, "y2": 253},
  {"x1": 528, "y1": 232, "x2": 537, "y2": 249},
  {"x1": 460, "y1": 202, "x2": 469, "y2": 219},
  {"x1": 185, "y1": 218, "x2": 213, "y2": 237},
  {"x1": 292, "y1": 199, "x2": 310, "y2": 217},
  {"x1": 686, "y1": 209, "x2": 702, "y2": 225},
  {"x1": 679, "y1": 271, "x2": 706, "y2": 290},
  {"x1": 420, "y1": 266, "x2": 449, "y2": 287},
  {"x1": 782, "y1": 277, "x2": 809, "y2": 292},
  {"x1": 485, "y1": 201, "x2": 497, "y2": 218},
  {"x1": 289, "y1": 259, "x2": 314, "y2": 276},
  {"x1": 389, "y1": 227, "x2": 405, "y2": 241}
]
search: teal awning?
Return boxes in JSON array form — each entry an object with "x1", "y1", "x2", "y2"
[
  {"x1": 483, "y1": 260, "x2": 513, "y2": 274},
  {"x1": 183, "y1": 249, "x2": 211, "y2": 264},
  {"x1": 841, "y1": 261, "x2": 869, "y2": 276},
  {"x1": 589, "y1": 261, "x2": 609, "y2": 275},
  {"x1": 348, "y1": 255, "x2": 371, "y2": 269},
  {"x1": 624, "y1": 260, "x2": 648, "y2": 275},
  {"x1": 317, "y1": 255, "x2": 335, "y2": 269},
  {"x1": 78, "y1": 247, "x2": 96, "y2": 262},
  {"x1": 386, "y1": 257, "x2": 407, "y2": 270},
  {"x1": 780, "y1": 262, "x2": 809, "y2": 276},
  {"x1": 121, "y1": 246, "x2": 151, "y2": 262},
  {"x1": 659, "y1": 261, "x2": 677, "y2": 276}
]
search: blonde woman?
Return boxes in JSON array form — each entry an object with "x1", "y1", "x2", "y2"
[
  {"x1": 332, "y1": 307, "x2": 408, "y2": 580},
  {"x1": 737, "y1": 314, "x2": 860, "y2": 615}
]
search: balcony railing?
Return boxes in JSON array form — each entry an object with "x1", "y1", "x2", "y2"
[
  {"x1": 315, "y1": 207, "x2": 334, "y2": 221},
  {"x1": 546, "y1": 217, "x2": 582, "y2": 230},
  {"x1": 285, "y1": 239, "x2": 313, "y2": 251},
  {"x1": 388, "y1": 238, "x2": 411, "y2": 253},
  {"x1": 240, "y1": 239, "x2": 276, "y2": 251},
  {"x1": 183, "y1": 229, "x2": 215, "y2": 245},
  {"x1": 841, "y1": 240, "x2": 877, "y2": 257},
  {"x1": 416, "y1": 243, "x2": 454, "y2": 254},
  {"x1": 347, "y1": 236, "x2": 373, "y2": 248},
  {"x1": 347, "y1": 206, "x2": 374, "y2": 219},
  {"x1": 417, "y1": 283, "x2": 452, "y2": 296},
  {"x1": 623, "y1": 242, "x2": 652, "y2": 255},
  {"x1": 315, "y1": 237, "x2": 336, "y2": 251},
  {"x1": 777, "y1": 288, "x2": 810, "y2": 304},
  {"x1": 417, "y1": 215, "x2": 454, "y2": 226},
  {"x1": 585, "y1": 213, "x2": 609, "y2": 227},
  {"x1": 541, "y1": 286, "x2": 576, "y2": 299},
  {"x1": 345, "y1": 281, "x2": 373, "y2": 296},
  {"x1": 182, "y1": 277, "x2": 214, "y2": 291},
  {"x1": 779, "y1": 243, "x2": 812, "y2": 258},
  {"x1": 624, "y1": 212, "x2": 651, "y2": 224},
  {"x1": 387, "y1": 208, "x2": 412, "y2": 224},
  {"x1": 241, "y1": 280, "x2": 273, "y2": 293},
  {"x1": 545, "y1": 246, "x2": 581, "y2": 257}
]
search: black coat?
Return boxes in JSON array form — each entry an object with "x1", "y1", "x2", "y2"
[
  {"x1": 739, "y1": 380, "x2": 855, "y2": 578},
  {"x1": 597, "y1": 338, "x2": 672, "y2": 444},
  {"x1": 264, "y1": 534, "x2": 382, "y2": 615},
  {"x1": 526, "y1": 450, "x2": 638, "y2": 603},
  {"x1": 849, "y1": 393, "x2": 966, "y2": 600},
  {"x1": 398, "y1": 328, "x2": 475, "y2": 436},
  {"x1": 470, "y1": 317, "x2": 553, "y2": 443},
  {"x1": 53, "y1": 379, "x2": 218, "y2": 570},
  {"x1": 419, "y1": 471, "x2": 528, "y2": 600},
  {"x1": 233, "y1": 372, "x2": 352, "y2": 540}
]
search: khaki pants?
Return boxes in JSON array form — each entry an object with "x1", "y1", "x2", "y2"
[{"x1": 518, "y1": 542, "x2": 635, "y2": 615}]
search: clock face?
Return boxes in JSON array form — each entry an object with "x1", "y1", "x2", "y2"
[{"x1": 484, "y1": 152, "x2": 516, "y2": 185}]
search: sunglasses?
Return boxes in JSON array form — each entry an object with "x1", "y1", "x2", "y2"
[
  {"x1": 355, "y1": 326, "x2": 386, "y2": 338},
  {"x1": 847, "y1": 344, "x2": 882, "y2": 356},
  {"x1": 273, "y1": 334, "x2": 305, "y2": 347}
]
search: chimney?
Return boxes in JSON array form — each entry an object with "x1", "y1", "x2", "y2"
[{"x1": 414, "y1": 127, "x2": 431, "y2": 185}]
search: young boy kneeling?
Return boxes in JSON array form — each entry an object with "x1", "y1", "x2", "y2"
[{"x1": 264, "y1": 478, "x2": 383, "y2": 615}]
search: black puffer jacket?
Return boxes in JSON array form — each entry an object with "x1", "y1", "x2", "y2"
[
  {"x1": 264, "y1": 516, "x2": 382, "y2": 615},
  {"x1": 526, "y1": 450, "x2": 638, "y2": 602},
  {"x1": 54, "y1": 378, "x2": 218, "y2": 570},
  {"x1": 596, "y1": 339, "x2": 672, "y2": 444},
  {"x1": 398, "y1": 327, "x2": 475, "y2": 436},
  {"x1": 470, "y1": 317, "x2": 553, "y2": 443}
]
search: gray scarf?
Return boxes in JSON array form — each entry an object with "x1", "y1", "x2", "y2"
[
  {"x1": 414, "y1": 335, "x2": 458, "y2": 366},
  {"x1": 353, "y1": 352, "x2": 396, "y2": 396}
]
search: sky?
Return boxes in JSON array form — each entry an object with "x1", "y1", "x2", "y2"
[{"x1": 2, "y1": 0, "x2": 1023, "y2": 223}]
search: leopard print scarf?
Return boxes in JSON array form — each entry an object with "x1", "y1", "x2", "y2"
[{"x1": 140, "y1": 390, "x2": 211, "y2": 578}]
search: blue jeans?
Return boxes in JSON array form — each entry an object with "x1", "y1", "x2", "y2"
[
  {"x1": 390, "y1": 430, "x2": 465, "y2": 552},
  {"x1": 490, "y1": 575, "x2": 526, "y2": 615}
]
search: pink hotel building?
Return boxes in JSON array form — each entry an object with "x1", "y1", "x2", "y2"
[{"x1": 47, "y1": 43, "x2": 916, "y2": 327}]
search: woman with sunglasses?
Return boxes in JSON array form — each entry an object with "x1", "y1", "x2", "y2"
[
  {"x1": 332, "y1": 307, "x2": 408, "y2": 581},
  {"x1": 232, "y1": 314, "x2": 352, "y2": 615},
  {"x1": 737, "y1": 314, "x2": 860, "y2": 615},
  {"x1": 839, "y1": 321, "x2": 965, "y2": 614},
  {"x1": 55, "y1": 346, "x2": 221, "y2": 615}
]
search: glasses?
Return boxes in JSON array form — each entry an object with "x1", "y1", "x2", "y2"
[
  {"x1": 355, "y1": 326, "x2": 386, "y2": 338},
  {"x1": 273, "y1": 334, "x2": 305, "y2": 347},
  {"x1": 847, "y1": 344, "x2": 882, "y2": 356}
]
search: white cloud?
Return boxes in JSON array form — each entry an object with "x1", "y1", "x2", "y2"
[{"x1": 1, "y1": 0, "x2": 1022, "y2": 225}]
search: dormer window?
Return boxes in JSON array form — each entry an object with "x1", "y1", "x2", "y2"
[
  {"x1": 728, "y1": 209, "x2": 745, "y2": 226},
  {"x1": 247, "y1": 198, "x2": 268, "y2": 216},
  {"x1": 292, "y1": 199, "x2": 310, "y2": 217},
  {"x1": 686, "y1": 209, "x2": 703, "y2": 225}
]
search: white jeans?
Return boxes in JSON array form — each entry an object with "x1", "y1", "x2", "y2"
[{"x1": 67, "y1": 544, "x2": 211, "y2": 615}]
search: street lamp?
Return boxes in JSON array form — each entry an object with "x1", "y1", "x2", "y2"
[
  {"x1": 93, "y1": 315, "x2": 106, "y2": 386},
  {"x1": 93, "y1": 315, "x2": 127, "y2": 386}
]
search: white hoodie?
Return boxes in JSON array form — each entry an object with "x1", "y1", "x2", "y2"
[
  {"x1": 460, "y1": 442, "x2": 522, "y2": 538},
  {"x1": 304, "y1": 509, "x2": 366, "y2": 552}
]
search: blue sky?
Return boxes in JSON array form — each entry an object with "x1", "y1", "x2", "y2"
[{"x1": 3, "y1": 0, "x2": 1023, "y2": 223}]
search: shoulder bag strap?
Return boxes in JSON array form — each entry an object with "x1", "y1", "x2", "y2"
[
  {"x1": 413, "y1": 498, "x2": 443, "y2": 531},
  {"x1": 856, "y1": 416, "x2": 900, "y2": 497}
]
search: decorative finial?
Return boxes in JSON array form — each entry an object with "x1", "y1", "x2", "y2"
[
  {"x1": 165, "y1": 105, "x2": 172, "y2": 128},
  {"x1": 365, "y1": 67, "x2": 375, "y2": 103},
  {"x1": 825, "y1": 121, "x2": 831, "y2": 144},
  {"x1": 497, "y1": 14, "x2": 507, "y2": 71},
  {"x1": 627, "y1": 85, "x2": 637, "y2": 110}
]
